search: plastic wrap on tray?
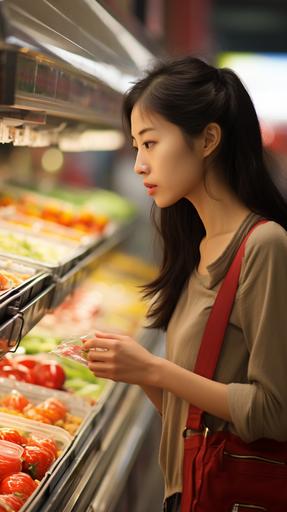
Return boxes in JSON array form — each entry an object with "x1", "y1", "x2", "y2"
[
  {"x1": 0, "y1": 377, "x2": 91, "y2": 435},
  {"x1": 0, "y1": 411, "x2": 72, "y2": 451},
  {"x1": 0, "y1": 257, "x2": 38, "y2": 296},
  {"x1": 0, "y1": 377, "x2": 91, "y2": 416},
  {"x1": 0, "y1": 228, "x2": 68, "y2": 263},
  {"x1": 0, "y1": 212, "x2": 98, "y2": 246},
  {"x1": 0, "y1": 411, "x2": 72, "y2": 489},
  {"x1": 0, "y1": 227, "x2": 84, "y2": 276},
  {"x1": 0, "y1": 187, "x2": 111, "y2": 234},
  {"x1": 0, "y1": 257, "x2": 54, "y2": 333}
]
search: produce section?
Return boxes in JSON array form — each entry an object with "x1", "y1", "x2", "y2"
[
  {"x1": 0, "y1": 186, "x2": 161, "y2": 511},
  {"x1": 0, "y1": 2, "x2": 163, "y2": 508},
  {"x1": 0, "y1": 410, "x2": 73, "y2": 509},
  {"x1": 0, "y1": 188, "x2": 110, "y2": 235},
  {"x1": 0, "y1": 246, "x2": 160, "y2": 511},
  {"x1": 0, "y1": 184, "x2": 138, "y2": 359}
]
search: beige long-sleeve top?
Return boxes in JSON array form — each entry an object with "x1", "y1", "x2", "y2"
[{"x1": 159, "y1": 212, "x2": 287, "y2": 499}]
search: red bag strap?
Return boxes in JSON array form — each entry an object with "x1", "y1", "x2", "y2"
[{"x1": 186, "y1": 219, "x2": 268, "y2": 431}]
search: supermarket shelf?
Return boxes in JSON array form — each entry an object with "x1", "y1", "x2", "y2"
[
  {"x1": 50, "y1": 219, "x2": 137, "y2": 309},
  {"x1": 18, "y1": 330, "x2": 163, "y2": 512},
  {"x1": 0, "y1": 219, "x2": 137, "y2": 352},
  {"x1": 88, "y1": 393, "x2": 155, "y2": 512},
  {"x1": 20, "y1": 381, "x2": 128, "y2": 512}
]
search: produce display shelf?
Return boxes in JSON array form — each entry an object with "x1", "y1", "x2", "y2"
[
  {"x1": 50, "y1": 219, "x2": 137, "y2": 308},
  {"x1": 18, "y1": 331, "x2": 162, "y2": 512},
  {"x1": 1, "y1": 271, "x2": 53, "y2": 322},
  {"x1": 0, "y1": 313, "x2": 24, "y2": 355},
  {"x1": 0, "y1": 219, "x2": 136, "y2": 352},
  {"x1": 18, "y1": 284, "x2": 56, "y2": 339},
  {"x1": 20, "y1": 382, "x2": 127, "y2": 512}
]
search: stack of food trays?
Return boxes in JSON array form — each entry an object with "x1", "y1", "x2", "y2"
[
  {"x1": 0, "y1": 227, "x2": 90, "y2": 277},
  {"x1": 0, "y1": 211, "x2": 98, "y2": 247},
  {"x1": 0, "y1": 257, "x2": 53, "y2": 357},
  {"x1": 0, "y1": 376, "x2": 93, "y2": 511},
  {"x1": 0, "y1": 186, "x2": 111, "y2": 239},
  {"x1": 0, "y1": 187, "x2": 120, "y2": 352}
]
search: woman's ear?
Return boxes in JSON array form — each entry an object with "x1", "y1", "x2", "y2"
[{"x1": 202, "y1": 123, "x2": 221, "y2": 157}]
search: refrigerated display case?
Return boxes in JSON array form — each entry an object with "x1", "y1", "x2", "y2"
[{"x1": 0, "y1": 2, "x2": 165, "y2": 510}]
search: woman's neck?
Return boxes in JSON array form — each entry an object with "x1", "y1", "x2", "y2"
[{"x1": 186, "y1": 173, "x2": 252, "y2": 239}]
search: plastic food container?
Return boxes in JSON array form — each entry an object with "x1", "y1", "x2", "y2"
[
  {"x1": 0, "y1": 256, "x2": 53, "y2": 323},
  {"x1": 0, "y1": 257, "x2": 38, "y2": 296},
  {"x1": 0, "y1": 412, "x2": 73, "y2": 454},
  {"x1": 0, "y1": 377, "x2": 92, "y2": 420},
  {"x1": 0, "y1": 438, "x2": 24, "y2": 458},
  {"x1": 0, "y1": 212, "x2": 97, "y2": 247},
  {"x1": 0, "y1": 227, "x2": 84, "y2": 276}
]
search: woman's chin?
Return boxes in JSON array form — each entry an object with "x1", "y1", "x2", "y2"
[{"x1": 154, "y1": 197, "x2": 181, "y2": 208}]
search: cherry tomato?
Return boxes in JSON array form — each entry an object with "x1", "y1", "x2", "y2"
[
  {"x1": 0, "y1": 365, "x2": 29, "y2": 382},
  {"x1": 0, "y1": 494, "x2": 24, "y2": 511},
  {"x1": 0, "y1": 472, "x2": 38, "y2": 500},
  {"x1": 13, "y1": 358, "x2": 38, "y2": 370},
  {"x1": 0, "y1": 358, "x2": 11, "y2": 369},
  {"x1": 1, "y1": 391, "x2": 30, "y2": 412},
  {"x1": 23, "y1": 409, "x2": 52, "y2": 424},
  {"x1": 31, "y1": 362, "x2": 65, "y2": 389},
  {"x1": 26, "y1": 435, "x2": 58, "y2": 457},
  {"x1": 33, "y1": 398, "x2": 67, "y2": 423},
  {"x1": 22, "y1": 445, "x2": 55, "y2": 480},
  {"x1": 0, "y1": 429, "x2": 26, "y2": 446}
]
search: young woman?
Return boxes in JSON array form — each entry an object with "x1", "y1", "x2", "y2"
[{"x1": 83, "y1": 57, "x2": 287, "y2": 511}]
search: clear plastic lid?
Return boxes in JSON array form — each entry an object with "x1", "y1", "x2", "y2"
[
  {"x1": 0, "y1": 377, "x2": 91, "y2": 418},
  {"x1": 0, "y1": 439, "x2": 24, "y2": 459},
  {"x1": 0, "y1": 413, "x2": 72, "y2": 451}
]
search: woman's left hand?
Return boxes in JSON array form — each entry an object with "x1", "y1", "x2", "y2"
[{"x1": 82, "y1": 330, "x2": 157, "y2": 386}]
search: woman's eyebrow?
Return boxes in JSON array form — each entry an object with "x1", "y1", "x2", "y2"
[{"x1": 131, "y1": 127, "x2": 156, "y2": 140}]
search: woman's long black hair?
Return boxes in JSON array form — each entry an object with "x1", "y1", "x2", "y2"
[{"x1": 122, "y1": 56, "x2": 287, "y2": 330}]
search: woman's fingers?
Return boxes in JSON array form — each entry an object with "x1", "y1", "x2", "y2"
[
  {"x1": 92, "y1": 330, "x2": 125, "y2": 340},
  {"x1": 88, "y1": 348, "x2": 110, "y2": 362},
  {"x1": 83, "y1": 337, "x2": 114, "y2": 350},
  {"x1": 88, "y1": 361, "x2": 115, "y2": 379}
]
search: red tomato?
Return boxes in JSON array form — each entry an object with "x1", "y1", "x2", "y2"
[
  {"x1": 31, "y1": 362, "x2": 65, "y2": 389},
  {"x1": 23, "y1": 409, "x2": 52, "y2": 424},
  {"x1": 11, "y1": 363, "x2": 36, "y2": 384},
  {"x1": 0, "y1": 429, "x2": 26, "y2": 446},
  {"x1": 33, "y1": 398, "x2": 67, "y2": 423},
  {"x1": 1, "y1": 391, "x2": 30, "y2": 412},
  {"x1": 0, "y1": 365, "x2": 29, "y2": 382},
  {"x1": 0, "y1": 472, "x2": 38, "y2": 500},
  {"x1": 13, "y1": 358, "x2": 38, "y2": 370},
  {"x1": 26, "y1": 435, "x2": 58, "y2": 457},
  {"x1": 22, "y1": 445, "x2": 55, "y2": 480},
  {"x1": 0, "y1": 494, "x2": 24, "y2": 511},
  {"x1": 0, "y1": 441, "x2": 23, "y2": 481},
  {"x1": 0, "y1": 358, "x2": 11, "y2": 369}
]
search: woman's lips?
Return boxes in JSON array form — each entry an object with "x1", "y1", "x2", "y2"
[{"x1": 144, "y1": 183, "x2": 157, "y2": 196}]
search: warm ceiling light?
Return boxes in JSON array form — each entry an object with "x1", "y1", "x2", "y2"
[
  {"x1": 59, "y1": 129, "x2": 125, "y2": 152},
  {"x1": 41, "y1": 148, "x2": 64, "y2": 172}
]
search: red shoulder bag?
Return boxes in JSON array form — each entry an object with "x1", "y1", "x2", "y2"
[{"x1": 181, "y1": 220, "x2": 287, "y2": 512}]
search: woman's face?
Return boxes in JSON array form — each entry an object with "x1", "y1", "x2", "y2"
[{"x1": 131, "y1": 104, "x2": 206, "y2": 208}]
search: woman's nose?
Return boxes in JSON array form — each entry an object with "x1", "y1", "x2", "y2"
[{"x1": 134, "y1": 161, "x2": 150, "y2": 175}]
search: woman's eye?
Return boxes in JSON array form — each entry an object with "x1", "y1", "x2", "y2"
[
  {"x1": 143, "y1": 141, "x2": 155, "y2": 149},
  {"x1": 132, "y1": 146, "x2": 138, "y2": 152}
]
